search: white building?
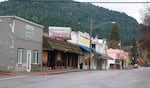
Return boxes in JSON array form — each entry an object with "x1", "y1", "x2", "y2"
[
  {"x1": 68, "y1": 31, "x2": 93, "y2": 69},
  {"x1": 92, "y1": 37, "x2": 113, "y2": 70},
  {"x1": 68, "y1": 31, "x2": 113, "y2": 70}
]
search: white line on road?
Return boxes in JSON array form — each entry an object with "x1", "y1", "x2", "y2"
[{"x1": 0, "y1": 75, "x2": 27, "y2": 81}]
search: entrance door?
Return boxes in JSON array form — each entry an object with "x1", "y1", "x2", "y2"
[
  {"x1": 27, "y1": 50, "x2": 32, "y2": 72},
  {"x1": 97, "y1": 59, "x2": 102, "y2": 70}
]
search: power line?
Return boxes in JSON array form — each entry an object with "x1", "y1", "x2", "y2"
[
  {"x1": 11, "y1": 1, "x2": 150, "y2": 4},
  {"x1": 87, "y1": 2, "x2": 150, "y2": 4}
]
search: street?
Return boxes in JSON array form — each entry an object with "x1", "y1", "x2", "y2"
[{"x1": 0, "y1": 67, "x2": 150, "y2": 88}]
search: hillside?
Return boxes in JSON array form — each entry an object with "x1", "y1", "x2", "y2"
[{"x1": 0, "y1": 0, "x2": 140, "y2": 45}]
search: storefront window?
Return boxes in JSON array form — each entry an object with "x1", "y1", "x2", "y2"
[
  {"x1": 84, "y1": 56, "x2": 88, "y2": 65},
  {"x1": 33, "y1": 50, "x2": 39, "y2": 64},
  {"x1": 17, "y1": 48, "x2": 24, "y2": 64}
]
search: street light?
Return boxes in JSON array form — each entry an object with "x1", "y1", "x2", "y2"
[
  {"x1": 89, "y1": 19, "x2": 116, "y2": 70},
  {"x1": 101, "y1": 21, "x2": 116, "y2": 25},
  {"x1": 93, "y1": 21, "x2": 116, "y2": 38},
  {"x1": 94, "y1": 21, "x2": 116, "y2": 29}
]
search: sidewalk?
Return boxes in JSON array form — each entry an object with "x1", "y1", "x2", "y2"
[
  {"x1": 0, "y1": 69, "x2": 90, "y2": 77},
  {"x1": 0, "y1": 67, "x2": 133, "y2": 77}
]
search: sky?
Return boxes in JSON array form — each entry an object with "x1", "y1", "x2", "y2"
[{"x1": 0, "y1": 0, "x2": 149, "y2": 23}]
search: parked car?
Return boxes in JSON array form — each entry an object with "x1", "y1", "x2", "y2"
[{"x1": 133, "y1": 64, "x2": 139, "y2": 68}]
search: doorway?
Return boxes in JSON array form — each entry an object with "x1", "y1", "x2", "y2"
[{"x1": 27, "y1": 50, "x2": 32, "y2": 72}]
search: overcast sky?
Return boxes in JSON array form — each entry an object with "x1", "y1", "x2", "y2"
[{"x1": 0, "y1": 0, "x2": 149, "y2": 23}]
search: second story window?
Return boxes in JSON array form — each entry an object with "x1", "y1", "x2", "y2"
[
  {"x1": 92, "y1": 44, "x2": 96, "y2": 49},
  {"x1": 25, "y1": 25, "x2": 34, "y2": 38}
]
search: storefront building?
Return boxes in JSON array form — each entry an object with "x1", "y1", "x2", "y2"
[
  {"x1": 92, "y1": 38, "x2": 113, "y2": 70},
  {"x1": 0, "y1": 16, "x2": 43, "y2": 72},
  {"x1": 107, "y1": 49, "x2": 130, "y2": 69},
  {"x1": 42, "y1": 27, "x2": 81, "y2": 70},
  {"x1": 68, "y1": 31, "x2": 93, "y2": 69}
]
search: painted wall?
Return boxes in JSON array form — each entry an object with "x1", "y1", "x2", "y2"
[
  {"x1": 93, "y1": 38, "x2": 112, "y2": 70},
  {"x1": 107, "y1": 49, "x2": 126, "y2": 60},
  {"x1": 106, "y1": 48, "x2": 130, "y2": 69},
  {"x1": 67, "y1": 31, "x2": 91, "y2": 69},
  {"x1": 0, "y1": 17, "x2": 12, "y2": 71},
  {"x1": 68, "y1": 31, "x2": 90, "y2": 47},
  {"x1": 93, "y1": 38, "x2": 107, "y2": 54},
  {"x1": 67, "y1": 31, "x2": 78, "y2": 44},
  {"x1": 0, "y1": 16, "x2": 43, "y2": 72}
]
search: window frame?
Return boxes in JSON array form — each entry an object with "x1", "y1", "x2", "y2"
[
  {"x1": 33, "y1": 50, "x2": 39, "y2": 64},
  {"x1": 17, "y1": 48, "x2": 24, "y2": 64},
  {"x1": 25, "y1": 24, "x2": 34, "y2": 38}
]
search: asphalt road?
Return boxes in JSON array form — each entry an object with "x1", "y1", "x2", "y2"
[{"x1": 0, "y1": 67, "x2": 150, "y2": 88}]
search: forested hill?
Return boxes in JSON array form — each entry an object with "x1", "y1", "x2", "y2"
[{"x1": 0, "y1": 0, "x2": 139, "y2": 45}]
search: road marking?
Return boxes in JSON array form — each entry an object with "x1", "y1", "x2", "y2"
[{"x1": 0, "y1": 75, "x2": 27, "y2": 81}]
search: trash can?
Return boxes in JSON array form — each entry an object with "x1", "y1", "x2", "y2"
[{"x1": 80, "y1": 63, "x2": 83, "y2": 69}]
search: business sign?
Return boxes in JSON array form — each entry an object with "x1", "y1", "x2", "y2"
[
  {"x1": 79, "y1": 35, "x2": 90, "y2": 47},
  {"x1": 48, "y1": 26, "x2": 71, "y2": 40}
]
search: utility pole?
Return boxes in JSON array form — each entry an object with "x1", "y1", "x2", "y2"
[{"x1": 89, "y1": 17, "x2": 92, "y2": 70}]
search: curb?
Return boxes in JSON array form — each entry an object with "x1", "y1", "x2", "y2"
[
  {"x1": 0, "y1": 72, "x2": 12, "y2": 76},
  {"x1": 36, "y1": 69, "x2": 89, "y2": 76},
  {"x1": 0, "y1": 69, "x2": 91, "y2": 76},
  {"x1": 37, "y1": 71, "x2": 63, "y2": 75}
]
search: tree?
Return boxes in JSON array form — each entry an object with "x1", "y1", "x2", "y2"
[
  {"x1": 139, "y1": 7, "x2": 150, "y2": 50},
  {"x1": 140, "y1": 24, "x2": 150, "y2": 49},
  {"x1": 131, "y1": 39, "x2": 138, "y2": 65},
  {"x1": 109, "y1": 23, "x2": 120, "y2": 41},
  {"x1": 139, "y1": 6, "x2": 150, "y2": 66},
  {"x1": 108, "y1": 23, "x2": 120, "y2": 49},
  {"x1": 0, "y1": 0, "x2": 139, "y2": 45}
]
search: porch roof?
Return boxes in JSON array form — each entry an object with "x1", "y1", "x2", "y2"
[
  {"x1": 43, "y1": 36, "x2": 82, "y2": 54},
  {"x1": 93, "y1": 54, "x2": 114, "y2": 60}
]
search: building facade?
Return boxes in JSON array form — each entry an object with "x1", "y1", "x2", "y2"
[
  {"x1": 68, "y1": 31, "x2": 92, "y2": 69},
  {"x1": 43, "y1": 27, "x2": 81, "y2": 70},
  {"x1": 92, "y1": 38, "x2": 113, "y2": 70},
  {"x1": 0, "y1": 16, "x2": 43, "y2": 72},
  {"x1": 107, "y1": 49, "x2": 130, "y2": 69}
]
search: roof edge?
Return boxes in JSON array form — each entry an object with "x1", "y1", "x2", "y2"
[{"x1": 0, "y1": 16, "x2": 44, "y2": 29}]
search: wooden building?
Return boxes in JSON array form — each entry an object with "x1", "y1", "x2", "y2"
[{"x1": 42, "y1": 36, "x2": 82, "y2": 70}]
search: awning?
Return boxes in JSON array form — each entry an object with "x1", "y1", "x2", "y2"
[
  {"x1": 93, "y1": 54, "x2": 113, "y2": 60},
  {"x1": 43, "y1": 36, "x2": 82, "y2": 54},
  {"x1": 79, "y1": 45, "x2": 90, "y2": 53},
  {"x1": 94, "y1": 51, "x2": 101, "y2": 55}
]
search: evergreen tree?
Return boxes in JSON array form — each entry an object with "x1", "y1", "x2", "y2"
[
  {"x1": 0, "y1": 0, "x2": 139, "y2": 45},
  {"x1": 109, "y1": 23, "x2": 120, "y2": 41},
  {"x1": 108, "y1": 23, "x2": 120, "y2": 49}
]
